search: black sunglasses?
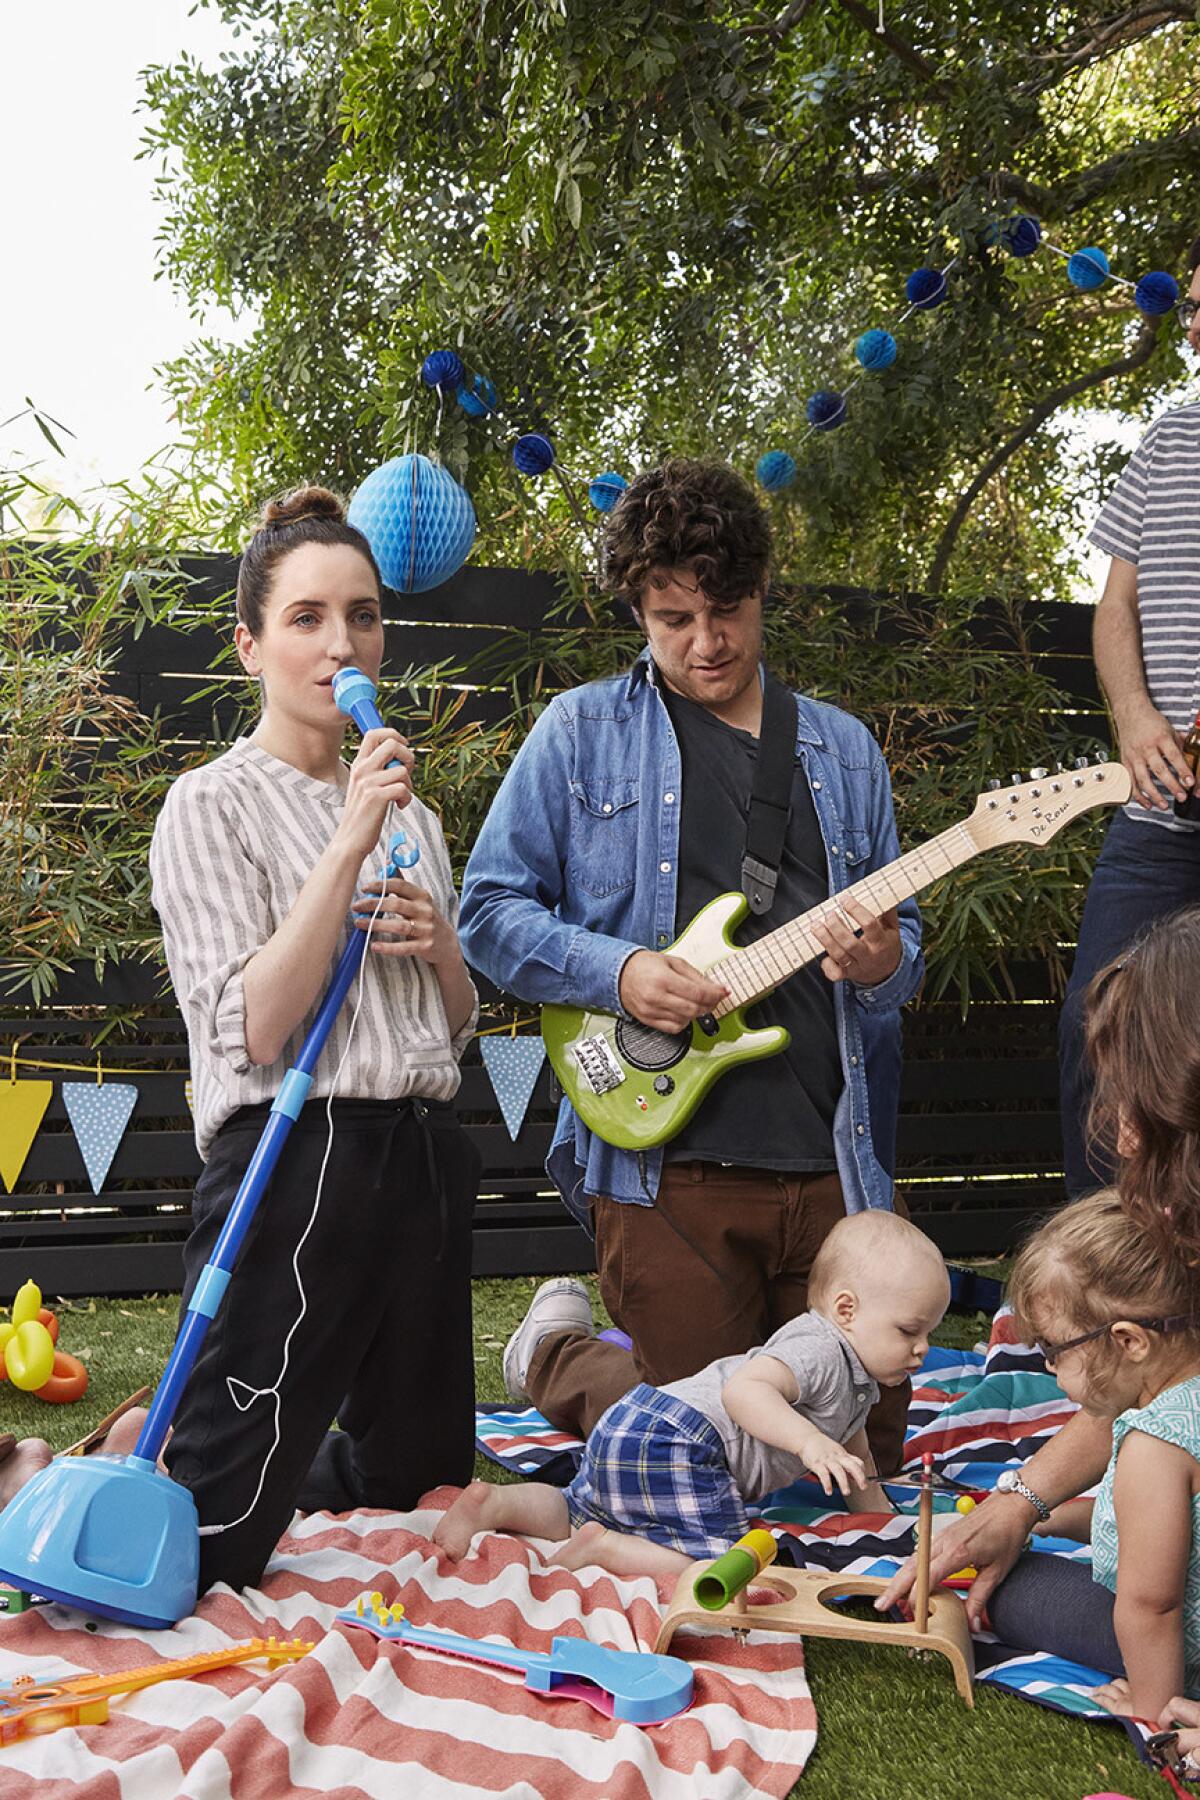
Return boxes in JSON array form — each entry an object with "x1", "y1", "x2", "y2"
[{"x1": 1036, "y1": 1313, "x2": 1193, "y2": 1363}]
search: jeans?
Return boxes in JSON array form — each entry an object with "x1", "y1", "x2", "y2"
[
  {"x1": 1059, "y1": 810, "x2": 1200, "y2": 1198},
  {"x1": 988, "y1": 1551, "x2": 1123, "y2": 1676}
]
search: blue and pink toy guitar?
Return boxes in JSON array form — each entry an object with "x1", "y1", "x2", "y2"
[{"x1": 338, "y1": 1592, "x2": 693, "y2": 1725}]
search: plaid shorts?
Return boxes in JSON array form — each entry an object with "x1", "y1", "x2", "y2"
[{"x1": 563, "y1": 1383, "x2": 751, "y2": 1559}]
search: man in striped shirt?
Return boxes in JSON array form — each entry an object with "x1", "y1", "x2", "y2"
[{"x1": 1058, "y1": 234, "x2": 1200, "y2": 1197}]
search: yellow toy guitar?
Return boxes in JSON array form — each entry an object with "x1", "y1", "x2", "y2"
[{"x1": 542, "y1": 758, "x2": 1131, "y2": 1150}]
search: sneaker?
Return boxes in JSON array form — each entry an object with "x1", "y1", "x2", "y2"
[{"x1": 502, "y1": 1278, "x2": 594, "y2": 1404}]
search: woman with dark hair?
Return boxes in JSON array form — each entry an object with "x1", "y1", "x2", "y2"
[
  {"x1": 0, "y1": 487, "x2": 481, "y2": 1593},
  {"x1": 880, "y1": 904, "x2": 1200, "y2": 1640}
]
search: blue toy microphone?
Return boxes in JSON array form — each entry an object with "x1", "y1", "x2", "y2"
[{"x1": 331, "y1": 667, "x2": 419, "y2": 869}]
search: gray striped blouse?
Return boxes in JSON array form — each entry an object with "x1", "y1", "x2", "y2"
[
  {"x1": 1089, "y1": 399, "x2": 1200, "y2": 829},
  {"x1": 149, "y1": 739, "x2": 477, "y2": 1159}
]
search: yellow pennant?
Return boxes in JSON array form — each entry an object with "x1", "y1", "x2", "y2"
[{"x1": 0, "y1": 1080, "x2": 53, "y2": 1193}]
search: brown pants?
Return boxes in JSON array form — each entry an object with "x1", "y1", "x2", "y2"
[{"x1": 527, "y1": 1162, "x2": 910, "y2": 1475}]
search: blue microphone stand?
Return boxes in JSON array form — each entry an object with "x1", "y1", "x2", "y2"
[{"x1": 0, "y1": 670, "x2": 415, "y2": 1627}]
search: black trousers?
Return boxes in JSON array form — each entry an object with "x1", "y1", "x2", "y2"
[{"x1": 164, "y1": 1096, "x2": 480, "y2": 1594}]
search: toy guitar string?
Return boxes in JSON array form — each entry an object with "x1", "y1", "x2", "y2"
[
  {"x1": 201, "y1": 668, "x2": 419, "y2": 1537},
  {"x1": 339, "y1": 1592, "x2": 693, "y2": 1726},
  {"x1": 0, "y1": 1637, "x2": 312, "y2": 1745}
]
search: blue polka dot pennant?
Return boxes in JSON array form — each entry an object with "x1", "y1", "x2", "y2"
[
  {"x1": 62, "y1": 1082, "x2": 139, "y2": 1195},
  {"x1": 479, "y1": 1037, "x2": 546, "y2": 1142}
]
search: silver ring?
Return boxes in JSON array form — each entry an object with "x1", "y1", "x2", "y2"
[{"x1": 1183, "y1": 1748, "x2": 1200, "y2": 1777}]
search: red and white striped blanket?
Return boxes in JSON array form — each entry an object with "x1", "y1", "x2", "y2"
[{"x1": 0, "y1": 1489, "x2": 815, "y2": 1799}]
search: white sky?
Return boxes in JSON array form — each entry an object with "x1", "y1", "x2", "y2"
[{"x1": 1, "y1": 0, "x2": 242, "y2": 493}]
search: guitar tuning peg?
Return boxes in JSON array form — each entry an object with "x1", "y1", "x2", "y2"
[
  {"x1": 1009, "y1": 775, "x2": 1022, "y2": 787},
  {"x1": 1095, "y1": 749, "x2": 1110, "y2": 763},
  {"x1": 985, "y1": 778, "x2": 1001, "y2": 791},
  {"x1": 1054, "y1": 760, "x2": 1066, "y2": 773},
  {"x1": 1073, "y1": 756, "x2": 1090, "y2": 770},
  {"x1": 1028, "y1": 767, "x2": 1048, "y2": 781}
]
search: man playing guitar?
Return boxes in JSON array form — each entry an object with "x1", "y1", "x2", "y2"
[{"x1": 459, "y1": 458, "x2": 922, "y2": 1472}]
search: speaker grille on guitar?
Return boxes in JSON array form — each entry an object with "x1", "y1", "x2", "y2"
[{"x1": 614, "y1": 1019, "x2": 691, "y2": 1072}]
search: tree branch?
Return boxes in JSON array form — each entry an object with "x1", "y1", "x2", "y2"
[
  {"x1": 742, "y1": 0, "x2": 820, "y2": 40},
  {"x1": 1021, "y1": 3, "x2": 1193, "y2": 94},
  {"x1": 835, "y1": 0, "x2": 953, "y2": 98},
  {"x1": 988, "y1": 122, "x2": 1200, "y2": 222},
  {"x1": 926, "y1": 321, "x2": 1160, "y2": 595}
]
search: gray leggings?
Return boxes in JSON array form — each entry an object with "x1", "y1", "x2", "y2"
[{"x1": 987, "y1": 1552, "x2": 1124, "y2": 1676}]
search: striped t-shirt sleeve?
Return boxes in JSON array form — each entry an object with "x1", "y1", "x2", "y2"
[
  {"x1": 149, "y1": 775, "x2": 270, "y2": 1075},
  {"x1": 1088, "y1": 425, "x2": 1156, "y2": 565}
]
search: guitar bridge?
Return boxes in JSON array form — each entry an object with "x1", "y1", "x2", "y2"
[{"x1": 572, "y1": 1033, "x2": 626, "y2": 1095}]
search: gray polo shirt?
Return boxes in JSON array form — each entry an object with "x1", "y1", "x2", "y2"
[
  {"x1": 660, "y1": 1310, "x2": 879, "y2": 1501},
  {"x1": 1088, "y1": 401, "x2": 1200, "y2": 830}
]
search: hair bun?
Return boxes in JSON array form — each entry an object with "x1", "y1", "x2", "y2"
[{"x1": 259, "y1": 484, "x2": 346, "y2": 532}]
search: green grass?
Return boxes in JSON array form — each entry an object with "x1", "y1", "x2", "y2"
[{"x1": 3, "y1": 1278, "x2": 1162, "y2": 1797}]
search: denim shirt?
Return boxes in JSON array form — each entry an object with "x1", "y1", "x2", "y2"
[{"x1": 458, "y1": 652, "x2": 923, "y2": 1224}]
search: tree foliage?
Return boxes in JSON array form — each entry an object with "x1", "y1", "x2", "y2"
[{"x1": 143, "y1": 0, "x2": 1200, "y2": 599}]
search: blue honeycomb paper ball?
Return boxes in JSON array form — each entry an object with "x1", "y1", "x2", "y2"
[
  {"x1": 806, "y1": 390, "x2": 847, "y2": 431},
  {"x1": 855, "y1": 328, "x2": 897, "y2": 371},
  {"x1": 513, "y1": 433, "x2": 556, "y2": 476},
  {"x1": 457, "y1": 373, "x2": 497, "y2": 417},
  {"x1": 1067, "y1": 246, "x2": 1109, "y2": 290},
  {"x1": 1135, "y1": 271, "x2": 1179, "y2": 316},
  {"x1": 905, "y1": 267, "x2": 948, "y2": 309},
  {"x1": 755, "y1": 451, "x2": 797, "y2": 492},
  {"x1": 1000, "y1": 214, "x2": 1041, "y2": 257},
  {"x1": 347, "y1": 454, "x2": 476, "y2": 594},
  {"x1": 421, "y1": 349, "x2": 465, "y2": 390},
  {"x1": 588, "y1": 471, "x2": 627, "y2": 511}
]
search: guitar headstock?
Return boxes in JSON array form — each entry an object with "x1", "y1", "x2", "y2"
[{"x1": 965, "y1": 758, "x2": 1132, "y2": 851}]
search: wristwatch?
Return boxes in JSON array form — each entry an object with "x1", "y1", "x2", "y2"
[{"x1": 995, "y1": 1469, "x2": 1052, "y2": 1523}]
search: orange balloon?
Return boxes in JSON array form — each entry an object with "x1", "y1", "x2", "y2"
[
  {"x1": 36, "y1": 1350, "x2": 88, "y2": 1404},
  {"x1": 37, "y1": 1308, "x2": 59, "y2": 1345}
]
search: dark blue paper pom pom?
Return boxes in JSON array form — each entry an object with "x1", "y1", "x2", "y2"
[
  {"x1": 755, "y1": 451, "x2": 797, "y2": 492},
  {"x1": 855, "y1": 329, "x2": 897, "y2": 371},
  {"x1": 1000, "y1": 214, "x2": 1041, "y2": 257},
  {"x1": 512, "y1": 432, "x2": 556, "y2": 476},
  {"x1": 806, "y1": 391, "x2": 847, "y2": 432},
  {"x1": 421, "y1": 350, "x2": 465, "y2": 390},
  {"x1": 1135, "y1": 271, "x2": 1179, "y2": 316},
  {"x1": 905, "y1": 267, "x2": 948, "y2": 309},
  {"x1": 457, "y1": 373, "x2": 497, "y2": 417},
  {"x1": 1067, "y1": 247, "x2": 1109, "y2": 291},
  {"x1": 588, "y1": 471, "x2": 627, "y2": 512}
]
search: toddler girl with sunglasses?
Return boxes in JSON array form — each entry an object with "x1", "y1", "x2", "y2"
[{"x1": 989, "y1": 1187, "x2": 1200, "y2": 1721}]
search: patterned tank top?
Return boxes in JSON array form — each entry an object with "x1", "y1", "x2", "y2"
[{"x1": 1092, "y1": 1377, "x2": 1200, "y2": 1694}]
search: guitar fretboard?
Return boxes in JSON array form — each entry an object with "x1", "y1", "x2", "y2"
[{"x1": 710, "y1": 820, "x2": 978, "y2": 1012}]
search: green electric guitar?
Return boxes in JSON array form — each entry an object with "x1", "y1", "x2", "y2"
[{"x1": 542, "y1": 757, "x2": 1132, "y2": 1151}]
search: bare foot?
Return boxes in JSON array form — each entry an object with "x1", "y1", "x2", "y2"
[
  {"x1": 102, "y1": 1411, "x2": 146, "y2": 1458},
  {"x1": 432, "y1": 1480, "x2": 508, "y2": 1561},
  {"x1": 548, "y1": 1521, "x2": 609, "y2": 1572},
  {"x1": 0, "y1": 1440, "x2": 52, "y2": 1509}
]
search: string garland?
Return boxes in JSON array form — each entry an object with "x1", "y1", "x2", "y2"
[{"x1": 753, "y1": 216, "x2": 1183, "y2": 484}]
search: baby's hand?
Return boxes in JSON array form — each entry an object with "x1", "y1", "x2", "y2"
[
  {"x1": 1091, "y1": 1677, "x2": 1133, "y2": 1717},
  {"x1": 800, "y1": 1433, "x2": 869, "y2": 1499}
]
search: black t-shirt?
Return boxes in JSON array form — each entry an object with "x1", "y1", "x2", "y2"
[{"x1": 662, "y1": 683, "x2": 840, "y2": 1171}]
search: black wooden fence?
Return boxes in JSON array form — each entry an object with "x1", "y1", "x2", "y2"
[{"x1": 0, "y1": 565, "x2": 1105, "y2": 1296}]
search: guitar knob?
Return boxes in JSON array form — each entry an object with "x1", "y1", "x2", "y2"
[
  {"x1": 653, "y1": 1075, "x2": 675, "y2": 1096},
  {"x1": 1028, "y1": 767, "x2": 1048, "y2": 781},
  {"x1": 1073, "y1": 756, "x2": 1090, "y2": 770},
  {"x1": 985, "y1": 778, "x2": 1001, "y2": 791}
]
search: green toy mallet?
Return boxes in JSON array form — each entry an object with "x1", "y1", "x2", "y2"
[{"x1": 693, "y1": 1528, "x2": 779, "y2": 1610}]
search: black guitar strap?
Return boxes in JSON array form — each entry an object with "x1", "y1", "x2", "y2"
[{"x1": 740, "y1": 674, "x2": 798, "y2": 916}]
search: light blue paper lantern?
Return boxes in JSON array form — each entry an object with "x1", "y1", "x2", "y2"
[
  {"x1": 855, "y1": 329, "x2": 897, "y2": 371},
  {"x1": 588, "y1": 471, "x2": 627, "y2": 512},
  {"x1": 348, "y1": 454, "x2": 476, "y2": 594},
  {"x1": 755, "y1": 451, "x2": 797, "y2": 492},
  {"x1": 1066, "y1": 246, "x2": 1109, "y2": 291}
]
